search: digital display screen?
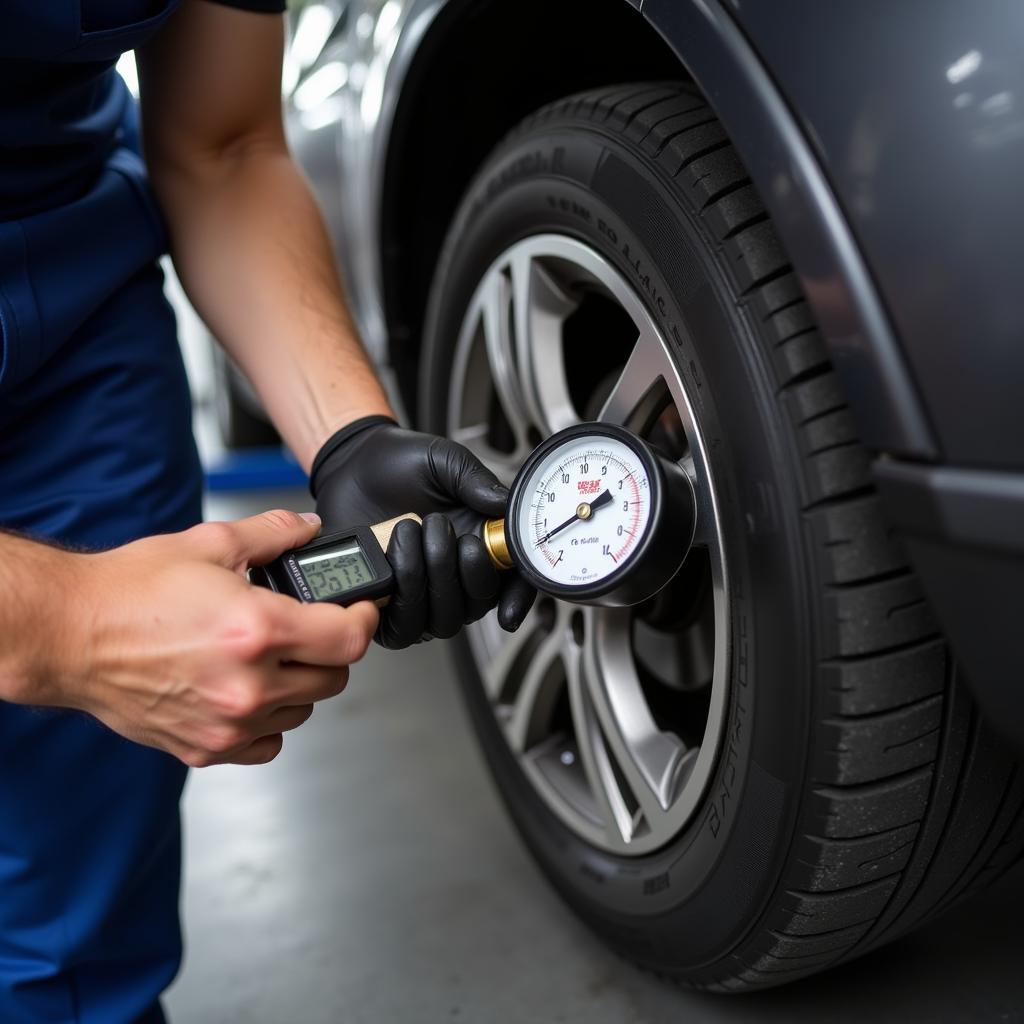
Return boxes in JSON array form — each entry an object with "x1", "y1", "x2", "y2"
[{"x1": 298, "y1": 541, "x2": 376, "y2": 599}]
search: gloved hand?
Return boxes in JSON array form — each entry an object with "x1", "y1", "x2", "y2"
[{"x1": 310, "y1": 415, "x2": 536, "y2": 648}]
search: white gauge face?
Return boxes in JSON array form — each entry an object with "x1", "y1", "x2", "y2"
[{"x1": 515, "y1": 434, "x2": 652, "y2": 589}]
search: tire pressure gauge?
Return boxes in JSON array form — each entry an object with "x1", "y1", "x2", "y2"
[
  {"x1": 252, "y1": 423, "x2": 695, "y2": 610},
  {"x1": 485, "y1": 422, "x2": 695, "y2": 607}
]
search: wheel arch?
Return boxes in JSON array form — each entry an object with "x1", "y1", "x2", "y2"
[
  {"x1": 379, "y1": 0, "x2": 936, "y2": 460},
  {"x1": 378, "y1": 0, "x2": 684, "y2": 420}
]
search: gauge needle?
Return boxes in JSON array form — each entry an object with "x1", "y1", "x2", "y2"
[{"x1": 534, "y1": 489, "x2": 613, "y2": 546}]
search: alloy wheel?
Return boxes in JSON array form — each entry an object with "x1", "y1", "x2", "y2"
[{"x1": 447, "y1": 235, "x2": 730, "y2": 856}]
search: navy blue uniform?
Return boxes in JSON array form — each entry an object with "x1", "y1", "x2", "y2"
[{"x1": 0, "y1": 1, "x2": 282, "y2": 1020}]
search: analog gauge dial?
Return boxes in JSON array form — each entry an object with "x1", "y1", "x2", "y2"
[{"x1": 514, "y1": 434, "x2": 652, "y2": 589}]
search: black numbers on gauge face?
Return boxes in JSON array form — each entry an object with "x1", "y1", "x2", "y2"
[{"x1": 522, "y1": 436, "x2": 651, "y2": 590}]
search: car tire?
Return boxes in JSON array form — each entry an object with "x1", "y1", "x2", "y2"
[{"x1": 419, "y1": 83, "x2": 1024, "y2": 990}]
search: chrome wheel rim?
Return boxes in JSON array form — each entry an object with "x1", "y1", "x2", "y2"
[{"x1": 447, "y1": 234, "x2": 730, "y2": 856}]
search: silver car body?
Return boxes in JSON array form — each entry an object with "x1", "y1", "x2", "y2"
[{"x1": 284, "y1": 0, "x2": 442, "y2": 410}]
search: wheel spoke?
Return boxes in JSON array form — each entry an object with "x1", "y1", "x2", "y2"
[
  {"x1": 447, "y1": 271, "x2": 534, "y2": 485},
  {"x1": 509, "y1": 252, "x2": 579, "y2": 435},
  {"x1": 478, "y1": 270, "x2": 534, "y2": 450},
  {"x1": 598, "y1": 327, "x2": 674, "y2": 430},
  {"x1": 477, "y1": 603, "x2": 548, "y2": 701},
  {"x1": 580, "y1": 609, "x2": 690, "y2": 823},
  {"x1": 565, "y1": 642, "x2": 637, "y2": 844},
  {"x1": 503, "y1": 626, "x2": 566, "y2": 754}
]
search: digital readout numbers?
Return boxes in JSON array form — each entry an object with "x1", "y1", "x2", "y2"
[{"x1": 297, "y1": 544, "x2": 374, "y2": 601}]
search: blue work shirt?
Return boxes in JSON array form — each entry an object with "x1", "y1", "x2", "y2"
[{"x1": 0, "y1": 1, "x2": 276, "y2": 1020}]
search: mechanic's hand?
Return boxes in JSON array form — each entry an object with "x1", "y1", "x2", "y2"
[
  {"x1": 57, "y1": 510, "x2": 378, "y2": 767},
  {"x1": 311, "y1": 416, "x2": 536, "y2": 648}
]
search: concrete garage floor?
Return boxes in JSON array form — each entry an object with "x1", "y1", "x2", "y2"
[{"x1": 165, "y1": 489, "x2": 1024, "y2": 1024}]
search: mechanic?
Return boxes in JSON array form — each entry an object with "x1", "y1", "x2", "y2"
[{"x1": 0, "y1": 2, "x2": 533, "y2": 1020}]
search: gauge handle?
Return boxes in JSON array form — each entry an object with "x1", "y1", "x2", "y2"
[
  {"x1": 369, "y1": 512, "x2": 422, "y2": 552},
  {"x1": 326, "y1": 511, "x2": 510, "y2": 573},
  {"x1": 482, "y1": 518, "x2": 514, "y2": 570}
]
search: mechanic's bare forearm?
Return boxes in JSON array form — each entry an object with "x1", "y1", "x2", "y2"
[
  {"x1": 151, "y1": 146, "x2": 394, "y2": 469},
  {"x1": 0, "y1": 532, "x2": 87, "y2": 707}
]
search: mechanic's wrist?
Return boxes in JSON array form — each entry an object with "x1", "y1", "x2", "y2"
[
  {"x1": 309, "y1": 413, "x2": 399, "y2": 497},
  {"x1": 304, "y1": 401, "x2": 397, "y2": 470},
  {"x1": 0, "y1": 540, "x2": 94, "y2": 708}
]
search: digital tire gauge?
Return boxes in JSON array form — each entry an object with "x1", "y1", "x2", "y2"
[
  {"x1": 252, "y1": 423, "x2": 696, "y2": 610},
  {"x1": 249, "y1": 517, "x2": 416, "y2": 607}
]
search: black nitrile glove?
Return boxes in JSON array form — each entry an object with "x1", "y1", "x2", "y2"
[{"x1": 310, "y1": 415, "x2": 536, "y2": 649}]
